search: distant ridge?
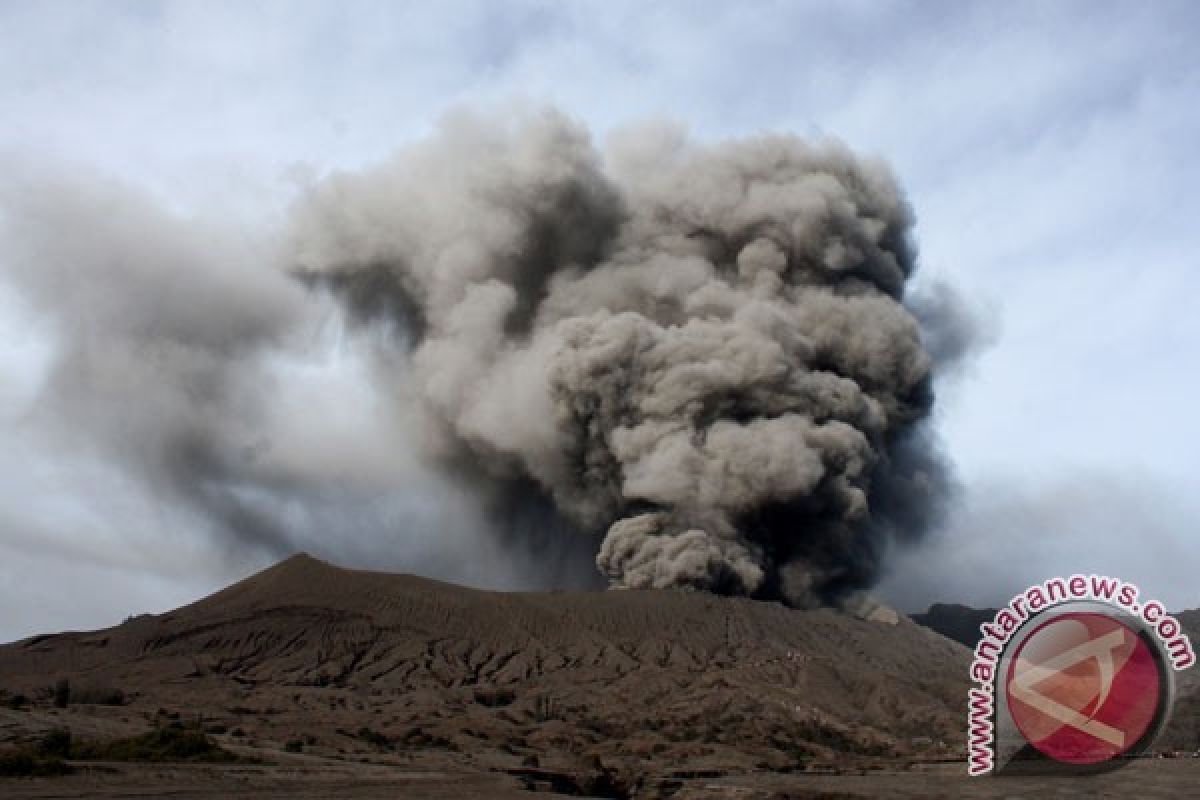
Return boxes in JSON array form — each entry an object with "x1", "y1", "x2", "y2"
[
  {"x1": 911, "y1": 602, "x2": 1200, "y2": 650},
  {"x1": 909, "y1": 603, "x2": 999, "y2": 648}
]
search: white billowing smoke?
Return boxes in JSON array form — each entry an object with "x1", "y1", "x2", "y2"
[{"x1": 288, "y1": 110, "x2": 964, "y2": 607}]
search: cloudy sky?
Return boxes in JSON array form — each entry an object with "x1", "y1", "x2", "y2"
[{"x1": 1, "y1": 0, "x2": 1197, "y2": 641}]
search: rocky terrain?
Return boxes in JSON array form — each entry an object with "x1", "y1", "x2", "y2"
[{"x1": 0, "y1": 554, "x2": 1197, "y2": 798}]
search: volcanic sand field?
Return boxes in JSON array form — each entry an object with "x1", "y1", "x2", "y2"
[{"x1": 2, "y1": 554, "x2": 1198, "y2": 798}]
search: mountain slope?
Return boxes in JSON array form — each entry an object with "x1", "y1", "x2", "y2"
[{"x1": 1, "y1": 554, "x2": 971, "y2": 789}]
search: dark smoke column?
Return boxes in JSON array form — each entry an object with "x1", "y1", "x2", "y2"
[{"x1": 291, "y1": 110, "x2": 949, "y2": 608}]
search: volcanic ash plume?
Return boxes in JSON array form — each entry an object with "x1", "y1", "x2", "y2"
[{"x1": 289, "y1": 110, "x2": 954, "y2": 608}]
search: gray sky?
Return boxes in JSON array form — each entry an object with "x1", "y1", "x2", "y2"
[{"x1": 1, "y1": 0, "x2": 1197, "y2": 641}]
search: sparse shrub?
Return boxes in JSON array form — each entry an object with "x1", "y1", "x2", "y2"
[
  {"x1": 70, "y1": 685, "x2": 126, "y2": 706},
  {"x1": 532, "y1": 695, "x2": 562, "y2": 722},
  {"x1": 0, "y1": 747, "x2": 73, "y2": 777},
  {"x1": 53, "y1": 678, "x2": 70, "y2": 709},
  {"x1": 356, "y1": 727, "x2": 391, "y2": 749},
  {"x1": 0, "y1": 750, "x2": 37, "y2": 777},
  {"x1": 39, "y1": 729, "x2": 72, "y2": 758},
  {"x1": 474, "y1": 687, "x2": 516, "y2": 707},
  {"x1": 284, "y1": 739, "x2": 304, "y2": 753},
  {"x1": 4, "y1": 694, "x2": 28, "y2": 710},
  {"x1": 402, "y1": 727, "x2": 458, "y2": 751},
  {"x1": 230, "y1": 728, "x2": 246, "y2": 738},
  {"x1": 0, "y1": 731, "x2": 75, "y2": 778},
  {"x1": 71, "y1": 727, "x2": 248, "y2": 763},
  {"x1": 584, "y1": 717, "x2": 622, "y2": 738}
]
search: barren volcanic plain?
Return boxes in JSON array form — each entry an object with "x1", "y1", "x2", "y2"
[{"x1": 2, "y1": 554, "x2": 1198, "y2": 798}]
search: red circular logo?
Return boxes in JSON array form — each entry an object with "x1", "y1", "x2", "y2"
[{"x1": 1006, "y1": 612, "x2": 1162, "y2": 764}]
